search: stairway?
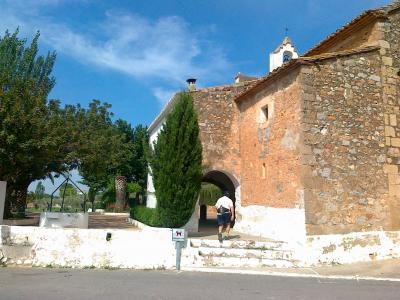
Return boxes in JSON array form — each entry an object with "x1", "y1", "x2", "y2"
[
  {"x1": 88, "y1": 213, "x2": 136, "y2": 229},
  {"x1": 185, "y1": 238, "x2": 300, "y2": 268}
]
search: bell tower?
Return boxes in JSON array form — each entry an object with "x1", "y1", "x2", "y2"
[{"x1": 269, "y1": 36, "x2": 299, "y2": 72}]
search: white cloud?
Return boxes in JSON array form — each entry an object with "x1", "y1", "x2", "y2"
[
  {"x1": 152, "y1": 87, "x2": 177, "y2": 106},
  {"x1": 0, "y1": 1, "x2": 232, "y2": 98}
]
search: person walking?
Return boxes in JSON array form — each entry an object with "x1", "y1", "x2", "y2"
[{"x1": 215, "y1": 191, "x2": 234, "y2": 242}]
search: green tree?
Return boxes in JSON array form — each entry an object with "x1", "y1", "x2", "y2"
[
  {"x1": 59, "y1": 183, "x2": 77, "y2": 198},
  {"x1": 113, "y1": 121, "x2": 149, "y2": 187},
  {"x1": 150, "y1": 92, "x2": 202, "y2": 228},
  {"x1": 131, "y1": 124, "x2": 149, "y2": 190},
  {"x1": 75, "y1": 100, "x2": 127, "y2": 199},
  {"x1": 199, "y1": 183, "x2": 222, "y2": 206},
  {"x1": 34, "y1": 182, "x2": 45, "y2": 199},
  {"x1": 0, "y1": 29, "x2": 71, "y2": 217},
  {"x1": 114, "y1": 120, "x2": 149, "y2": 208}
]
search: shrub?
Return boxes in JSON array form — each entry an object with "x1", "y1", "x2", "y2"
[{"x1": 130, "y1": 206, "x2": 162, "y2": 227}]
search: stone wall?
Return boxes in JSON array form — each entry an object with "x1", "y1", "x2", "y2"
[
  {"x1": 237, "y1": 70, "x2": 303, "y2": 209},
  {"x1": 191, "y1": 82, "x2": 254, "y2": 182},
  {"x1": 301, "y1": 50, "x2": 389, "y2": 235},
  {"x1": 380, "y1": 11, "x2": 400, "y2": 231},
  {"x1": 306, "y1": 16, "x2": 382, "y2": 56},
  {"x1": 327, "y1": 21, "x2": 382, "y2": 53}
]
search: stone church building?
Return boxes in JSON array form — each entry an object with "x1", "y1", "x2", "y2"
[{"x1": 147, "y1": 1, "x2": 400, "y2": 246}]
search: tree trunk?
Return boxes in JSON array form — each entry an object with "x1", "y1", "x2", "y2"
[
  {"x1": 115, "y1": 176, "x2": 126, "y2": 211},
  {"x1": 88, "y1": 188, "x2": 96, "y2": 212},
  {"x1": 14, "y1": 184, "x2": 28, "y2": 217},
  {"x1": 3, "y1": 182, "x2": 15, "y2": 219},
  {"x1": 3, "y1": 192, "x2": 12, "y2": 219}
]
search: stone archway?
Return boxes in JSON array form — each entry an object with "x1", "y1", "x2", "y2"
[
  {"x1": 203, "y1": 170, "x2": 237, "y2": 204},
  {"x1": 199, "y1": 170, "x2": 239, "y2": 232}
]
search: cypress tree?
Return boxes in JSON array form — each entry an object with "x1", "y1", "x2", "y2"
[{"x1": 150, "y1": 92, "x2": 202, "y2": 228}]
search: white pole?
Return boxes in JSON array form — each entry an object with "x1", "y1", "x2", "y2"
[{"x1": 0, "y1": 181, "x2": 6, "y2": 224}]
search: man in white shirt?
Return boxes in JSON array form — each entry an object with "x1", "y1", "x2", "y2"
[{"x1": 215, "y1": 191, "x2": 234, "y2": 242}]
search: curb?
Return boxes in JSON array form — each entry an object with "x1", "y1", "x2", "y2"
[{"x1": 181, "y1": 266, "x2": 400, "y2": 282}]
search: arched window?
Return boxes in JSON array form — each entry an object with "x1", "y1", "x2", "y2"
[{"x1": 283, "y1": 51, "x2": 293, "y2": 63}]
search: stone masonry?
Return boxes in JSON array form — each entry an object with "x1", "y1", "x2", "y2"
[
  {"x1": 191, "y1": 82, "x2": 255, "y2": 185},
  {"x1": 301, "y1": 50, "x2": 389, "y2": 235}
]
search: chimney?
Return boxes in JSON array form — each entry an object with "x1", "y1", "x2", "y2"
[{"x1": 186, "y1": 78, "x2": 197, "y2": 91}]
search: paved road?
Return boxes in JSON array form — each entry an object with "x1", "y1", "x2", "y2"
[{"x1": 0, "y1": 267, "x2": 399, "y2": 300}]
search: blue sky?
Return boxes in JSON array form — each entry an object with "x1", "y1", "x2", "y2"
[{"x1": 0, "y1": 0, "x2": 391, "y2": 193}]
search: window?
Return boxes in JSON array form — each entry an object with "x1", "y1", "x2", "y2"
[
  {"x1": 262, "y1": 163, "x2": 266, "y2": 179},
  {"x1": 283, "y1": 51, "x2": 293, "y2": 63},
  {"x1": 261, "y1": 105, "x2": 269, "y2": 122}
]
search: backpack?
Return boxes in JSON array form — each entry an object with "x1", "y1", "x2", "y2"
[{"x1": 217, "y1": 206, "x2": 230, "y2": 214}]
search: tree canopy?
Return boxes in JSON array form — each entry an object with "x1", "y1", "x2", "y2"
[
  {"x1": 0, "y1": 29, "x2": 67, "y2": 215},
  {"x1": 150, "y1": 92, "x2": 202, "y2": 228},
  {"x1": 0, "y1": 29, "x2": 149, "y2": 216}
]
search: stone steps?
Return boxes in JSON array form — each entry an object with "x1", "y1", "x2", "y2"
[
  {"x1": 197, "y1": 256, "x2": 297, "y2": 268},
  {"x1": 88, "y1": 213, "x2": 136, "y2": 229},
  {"x1": 186, "y1": 238, "x2": 299, "y2": 268},
  {"x1": 197, "y1": 247, "x2": 293, "y2": 260},
  {"x1": 190, "y1": 238, "x2": 287, "y2": 250}
]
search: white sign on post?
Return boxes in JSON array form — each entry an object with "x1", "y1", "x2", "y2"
[{"x1": 172, "y1": 228, "x2": 185, "y2": 242}]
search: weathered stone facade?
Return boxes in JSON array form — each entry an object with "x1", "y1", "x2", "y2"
[
  {"x1": 148, "y1": 1, "x2": 400, "y2": 241},
  {"x1": 191, "y1": 82, "x2": 254, "y2": 188},
  {"x1": 301, "y1": 50, "x2": 389, "y2": 235}
]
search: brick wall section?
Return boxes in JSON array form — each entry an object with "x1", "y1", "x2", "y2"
[
  {"x1": 301, "y1": 50, "x2": 390, "y2": 235},
  {"x1": 237, "y1": 71, "x2": 303, "y2": 208},
  {"x1": 381, "y1": 11, "x2": 400, "y2": 230},
  {"x1": 191, "y1": 82, "x2": 254, "y2": 180}
]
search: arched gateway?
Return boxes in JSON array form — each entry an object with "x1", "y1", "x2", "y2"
[
  {"x1": 200, "y1": 170, "x2": 240, "y2": 228},
  {"x1": 202, "y1": 170, "x2": 238, "y2": 204}
]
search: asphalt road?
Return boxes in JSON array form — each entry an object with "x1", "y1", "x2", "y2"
[{"x1": 0, "y1": 267, "x2": 399, "y2": 300}]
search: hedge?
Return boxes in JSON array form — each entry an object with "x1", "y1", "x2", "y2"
[{"x1": 130, "y1": 205, "x2": 162, "y2": 227}]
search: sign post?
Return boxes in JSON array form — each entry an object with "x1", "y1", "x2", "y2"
[
  {"x1": 0, "y1": 181, "x2": 6, "y2": 225},
  {"x1": 172, "y1": 228, "x2": 186, "y2": 270}
]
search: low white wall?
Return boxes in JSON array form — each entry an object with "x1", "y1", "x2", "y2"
[
  {"x1": 1, "y1": 225, "x2": 400, "y2": 269},
  {"x1": 305, "y1": 231, "x2": 400, "y2": 266},
  {"x1": 40, "y1": 212, "x2": 88, "y2": 229},
  {"x1": 0, "y1": 182, "x2": 6, "y2": 225},
  {"x1": 234, "y1": 205, "x2": 306, "y2": 245},
  {"x1": 0, "y1": 225, "x2": 177, "y2": 269}
]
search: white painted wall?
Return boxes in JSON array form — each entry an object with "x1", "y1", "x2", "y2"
[
  {"x1": 0, "y1": 225, "x2": 177, "y2": 269},
  {"x1": 0, "y1": 181, "x2": 6, "y2": 225},
  {"x1": 234, "y1": 205, "x2": 306, "y2": 245},
  {"x1": 2, "y1": 225, "x2": 400, "y2": 268},
  {"x1": 39, "y1": 212, "x2": 88, "y2": 229},
  {"x1": 305, "y1": 231, "x2": 400, "y2": 266},
  {"x1": 147, "y1": 118, "x2": 165, "y2": 209}
]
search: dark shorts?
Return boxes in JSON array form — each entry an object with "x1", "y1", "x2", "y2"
[{"x1": 217, "y1": 213, "x2": 231, "y2": 225}]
